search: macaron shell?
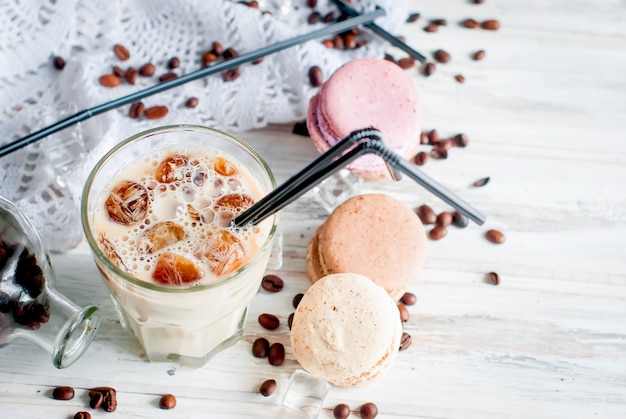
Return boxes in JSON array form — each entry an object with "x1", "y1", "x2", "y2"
[
  {"x1": 316, "y1": 194, "x2": 427, "y2": 301},
  {"x1": 290, "y1": 273, "x2": 402, "y2": 387},
  {"x1": 305, "y1": 227, "x2": 326, "y2": 283}
]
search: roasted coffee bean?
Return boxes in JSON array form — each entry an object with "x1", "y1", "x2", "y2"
[
  {"x1": 462, "y1": 18, "x2": 480, "y2": 29},
  {"x1": 360, "y1": 402, "x2": 379, "y2": 419},
  {"x1": 455, "y1": 74, "x2": 465, "y2": 83},
  {"x1": 413, "y1": 151, "x2": 428, "y2": 166},
  {"x1": 292, "y1": 293, "x2": 304, "y2": 308},
  {"x1": 252, "y1": 57, "x2": 263, "y2": 65},
  {"x1": 473, "y1": 176, "x2": 490, "y2": 187},
  {"x1": 139, "y1": 62, "x2": 155, "y2": 76},
  {"x1": 433, "y1": 49, "x2": 451, "y2": 64},
  {"x1": 252, "y1": 337, "x2": 270, "y2": 358},
  {"x1": 399, "y1": 332, "x2": 412, "y2": 351},
  {"x1": 99, "y1": 74, "x2": 121, "y2": 88},
  {"x1": 419, "y1": 132, "x2": 429, "y2": 144},
  {"x1": 129, "y1": 102, "x2": 145, "y2": 119},
  {"x1": 437, "y1": 138, "x2": 454, "y2": 150},
  {"x1": 430, "y1": 146, "x2": 448, "y2": 160},
  {"x1": 452, "y1": 212, "x2": 469, "y2": 228},
  {"x1": 416, "y1": 204, "x2": 437, "y2": 225},
  {"x1": 474, "y1": 0, "x2": 486, "y2": 3},
  {"x1": 223, "y1": 47, "x2": 239, "y2": 60},
  {"x1": 168, "y1": 57, "x2": 180, "y2": 69},
  {"x1": 259, "y1": 379, "x2": 277, "y2": 397},
  {"x1": 485, "y1": 229, "x2": 505, "y2": 244},
  {"x1": 322, "y1": 39, "x2": 334, "y2": 48},
  {"x1": 222, "y1": 68, "x2": 241, "y2": 82},
  {"x1": 185, "y1": 97, "x2": 199, "y2": 108},
  {"x1": 288, "y1": 312, "x2": 294, "y2": 330},
  {"x1": 406, "y1": 12, "x2": 420, "y2": 23},
  {"x1": 307, "y1": 11, "x2": 322, "y2": 24},
  {"x1": 261, "y1": 274, "x2": 284, "y2": 292},
  {"x1": 384, "y1": 53, "x2": 396, "y2": 63},
  {"x1": 159, "y1": 394, "x2": 177, "y2": 409},
  {"x1": 258, "y1": 313, "x2": 280, "y2": 330},
  {"x1": 342, "y1": 33, "x2": 357, "y2": 49},
  {"x1": 487, "y1": 272, "x2": 500, "y2": 285},
  {"x1": 268, "y1": 342, "x2": 285, "y2": 366},
  {"x1": 424, "y1": 22, "x2": 438, "y2": 32},
  {"x1": 397, "y1": 57, "x2": 415, "y2": 69},
  {"x1": 308, "y1": 66, "x2": 323, "y2": 87},
  {"x1": 431, "y1": 18, "x2": 447, "y2": 26},
  {"x1": 52, "y1": 386, "x2": 75, "y2": 400},
  {"x1": 333, "y1": 34, "x2": 345, "y2": 50},
  {"x1": 202, "y1": 51, "x2": 218, "y2": 66},
  {"x1": 397, "y1": 303, "x2": 409, "y2": 322},
  {"x1": 481, "y1": 19, "x2": 500, "y2": 30},
  {"x1": 323, "y1": 12, "x2": 335, "y2": 23},
  {"x1": 423, "y1": 62, "x2": 436, "y2": 76},
  {"x1": 113, "y1": 44, "x2": 130, "y2": 61},
  {"x1": 159, "y1": 72, "x2": 178, "y2": 82},
  {"x1": 144, "y1": 106, "x2": 169, "y2": 119},
  {"x1": 212, "y1": 42, "x2": 224, "y2": 56},
  {"x1": 89, "y1": 392, "x2": 104, "y2": 409},
  {"x1": 74, "y1": 412, "x2": 91, "y2": 419},
  {"x1": 125, "y1": 67, "x2": 138, "y2": 85},
  {"x1": 307, "y1": 0, "x2": 317, "y2": 7},
  {"x1": 453, "y1": 133, "x2": 469, "y2": 147},
  {"x1": 112, "y1": 65, "x2": 124, "y2": 78},
  {"x1": 437, "y1": 211, "x2": 453, "y2": 228},
  {"x1": 334, "y1": 403, "x2": 351, "y2": 419},
  {"x1": 400, "y1": 292, "x2": 417, "y2": 306},
  {"x1": 428, "y1": 129, "x2": 439, "y2": 144},
  {"x1": 103, "y1": 395, "x2": 117, "y2": 413},
  {"x1": 473, "y1": 50, "x2": 486, "y2": 61},
  {"x1": 429, "y1": 226, "x2": 447, "y2": 241},
  {"x1": 292, "y1": 121, "x2": 310, "y2": 137},
  {"x1": 53, "y1": 56, "x2": 66, "y2": 70}
]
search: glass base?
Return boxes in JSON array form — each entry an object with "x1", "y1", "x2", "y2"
[{"x1": 281, "y1": 369, "x2": 330, "y2": 418}]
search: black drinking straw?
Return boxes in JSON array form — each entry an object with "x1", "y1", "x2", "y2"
[
  {"x1": 0, "y1": 8, "x2": 386, "y2": 159},
  {"x1": 232, "y1": 128, "x2": 486, "y2": 227},
  {"x1": 329, "y1": 0, "x2": 427, "y2": 63}
]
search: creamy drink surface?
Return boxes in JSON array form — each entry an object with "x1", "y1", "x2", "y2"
[{"x1": 94, "y1": 148, "x2": 270, "y2": 286}]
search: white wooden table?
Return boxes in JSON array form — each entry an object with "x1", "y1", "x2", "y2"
[{"x1": 2, "y1": 0, "x2": 626, "y2": 417}]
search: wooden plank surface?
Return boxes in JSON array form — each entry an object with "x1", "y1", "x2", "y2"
[{"x1": 1, "y1": 0, "x2": 626, "y2": 417}]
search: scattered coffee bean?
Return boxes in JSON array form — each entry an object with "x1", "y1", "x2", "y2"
[
  {"x1": 168, "y1": 57, "x2": 180, "y2": 69},
  {"x1": 89, "y1": 391, "x2": 104, "y2": 409},
  {"x1": 261, "y1": 274, "x2": 284, "y2": 292},
  {"x1": 159, "y1": 72, "x2": 178, "y2": 83},
  {"x1": 431, "y1": 18, "x2": 447, "y2": 26},
  {"x1": 360, "y1": 402, "x2": 379, "y2": 419},
  {"x1": 258, "y1": 313, "x2": 280, "y2": 330},
  {"x1": 222, "y1": 67, "x2": 241, "y2": 82},
  {"x1": 437, "y1": 211, "x2": 453, "y2": 228},
  {"x1": 453, "y1": 133, "x2": 469, "y2": 147},
  {"x1": 334, "y1": 403, "x2": 351, "y2": 419},
  {"x1": 433, "y1": 49, "x2": 451, "y2": 64},
  {"x1": 429, "y1": 226, "x2": 447, "y2": 241},
  {"x1": 406, "y1": 12, "x2": 420, "y2": 23},
  {"x1": 423, "y1": 62, "x2": 436, "y2": 76},
  {"x1": 202, "y1": 51, "x2": 218, "y2": 66},
  {"x1": 397, "y1": 303, "x2": 409, "y2": 322},
  {"x1": 99, "y1": 74, "x2": 121, "y2": 88},
  {"x1": 212, "y1": 41, "x2": 224, "y2": 56},
  {"x1": 333, "y1": 34, "x2": 345, "y2": 50},
  {"x1": 292, "y1": 121, "x2": 310, "y2": 137},
  {"x1": 113, "y1": 44, "x2": 130, "y2": 61},
  {"x1": 322, "y1": 39, "x2": 334, "y2": 48},
  {"x1": 413, "y1": 151, "x2": 428, "y2": 166},
  {"x1": 397, "y1": 57, "x2": 415, "y2": 70},
  {"x1": 420, "y1": 132, "x2": 429, "y2": 144},
  {"x1": 52, "y1": 386, "x2": 75, "y2": 400},
  {"x1": 144, "y1": 106, "x2": 169, "y2": 120},
  {"x1": 307, "y1": 11, "x2": 322, "y2": 24},
  {"x1": 487, "y1": 272, "x2": 500, "y2": 285},
  {"x1": 452, "y1": 212, "x2": 469, "y2": 228},
  {"x1": 159, "y1": 394, "x2": 177, "y2": 409},
  {"x1": 481, "y1": 19, "x2": 500, "y2": 30},
  {"x1": 307, "y1": 0, "x2": 317, "y2": 8},
  {"x1": 125, "y1": 67, "x2": 138, "y2": 85},
  {"x1": 384, "y1": 53, "x2": 396, "y2": 63},
  {"x1": 323, "y1": 12, "x2": 335, "y2": 23},
  {"x1": 308, "y1": 66, "x2": 323, "y2": 87},
  {"x1": 416, "y1": 204, "x2": 437, "y2": 225},
  {"x1": 430, "y1": 146, "x2": 448, "y2": 159},
  {"x1": 259, "y1": 379, "x2": 277, "y2": 397},
  {"x1": 473, "y1": 50, "x2": 486, "y2": 61},
  {"x1": 292, "y1": 293, "x2": 304, "y2": 308},
  {"x1": 455, "y1": 74, "x2": 465, "y2": 83},
  {"x1": 139, "y1": 63, "x2": 155, "y2": 76},
  {"x1": 424, "y1": 22, "x2": 439, "y2": 33},
  {"x1": 428, "y1": 129, "x2": 440, "y2": 144},
  {"x1": 268, "y1": 342, "x2": 285, "y2": 366},
  {"x1": 400, "y1": 332, "x2": 412, "y2": 351},
  {"x1": 437, "y1": 138, "x2": 454, "y2": 150},
  {"x1": 400, "y1": 292, "x2": 417, "y2": 306},
  {"x1": 474, "y1": 0, "x2": 486, "y2": 3},
  {"x1": 52, "y1": 56, "x2": 66, "y2": 70},
  {"x1": 223, "y1": 47, "x2": 239, "y2": 60},
  {"x1": 129, "y1": 102, "x2": 145, "y2": 119},
  {"x1": 473, "y1": 176, "x2": 490, "y2": 187},
  {"x1": 252, "y1": 337, "x2": 270, "y2": 358},
  {"x1": 485, "y1": 229, "x2": 505, "y2": 244},
  {"x1": 185, "y1": 97, "x2": 199, "y2": 109},
  {"x1": 288, "y1": 312, "x2": 294, "y2": 330},
  {"x1": 111, "y1": 65, "x2": 124, "y2": 78},
  {"x1": 343, "y1": 33, "x2": 357, "y2": 49},
  {"x1": 74, "y1": 412, "x2": 91, "y2": 419},
  {"x1": 462, "y1": 18, "x2": 480, "y2": 29}
]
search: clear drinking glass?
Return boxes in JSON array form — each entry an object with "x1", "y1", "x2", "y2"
[
  {"x1": 0, "y1": 195, "x2": 100, "y2": 368},
  {"x1": 81, "y1": 125, "x2": 278, "y2": 367}
]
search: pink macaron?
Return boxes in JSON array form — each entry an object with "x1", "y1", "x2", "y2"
[{"x1": 306, "y1": 58, "x2": 422, "y2": 179}]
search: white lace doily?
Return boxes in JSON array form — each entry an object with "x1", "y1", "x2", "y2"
[{"x1": 0, "y1": 0, "x2": 408, "y2": 251}]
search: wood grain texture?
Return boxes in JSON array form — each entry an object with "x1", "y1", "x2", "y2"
[{"x1": 1, "y1": 0, "x2": 626, "y2": 417}]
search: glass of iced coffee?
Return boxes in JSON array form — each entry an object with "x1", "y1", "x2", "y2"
[{"x1": 81, "y1": 125, "x2": 278, "y2": 366}]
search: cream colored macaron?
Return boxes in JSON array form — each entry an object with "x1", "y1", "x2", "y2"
[{"x1": 290, "y1": 272, "x2": 402, "y2": 387}]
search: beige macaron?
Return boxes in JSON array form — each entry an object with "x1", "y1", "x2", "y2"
[
  {"x1": 290, "y1": 272, "x2": 403, "y2": 387},
  {"x1": 306, "y1": 194, "x2": 427, "y2": 301}
]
